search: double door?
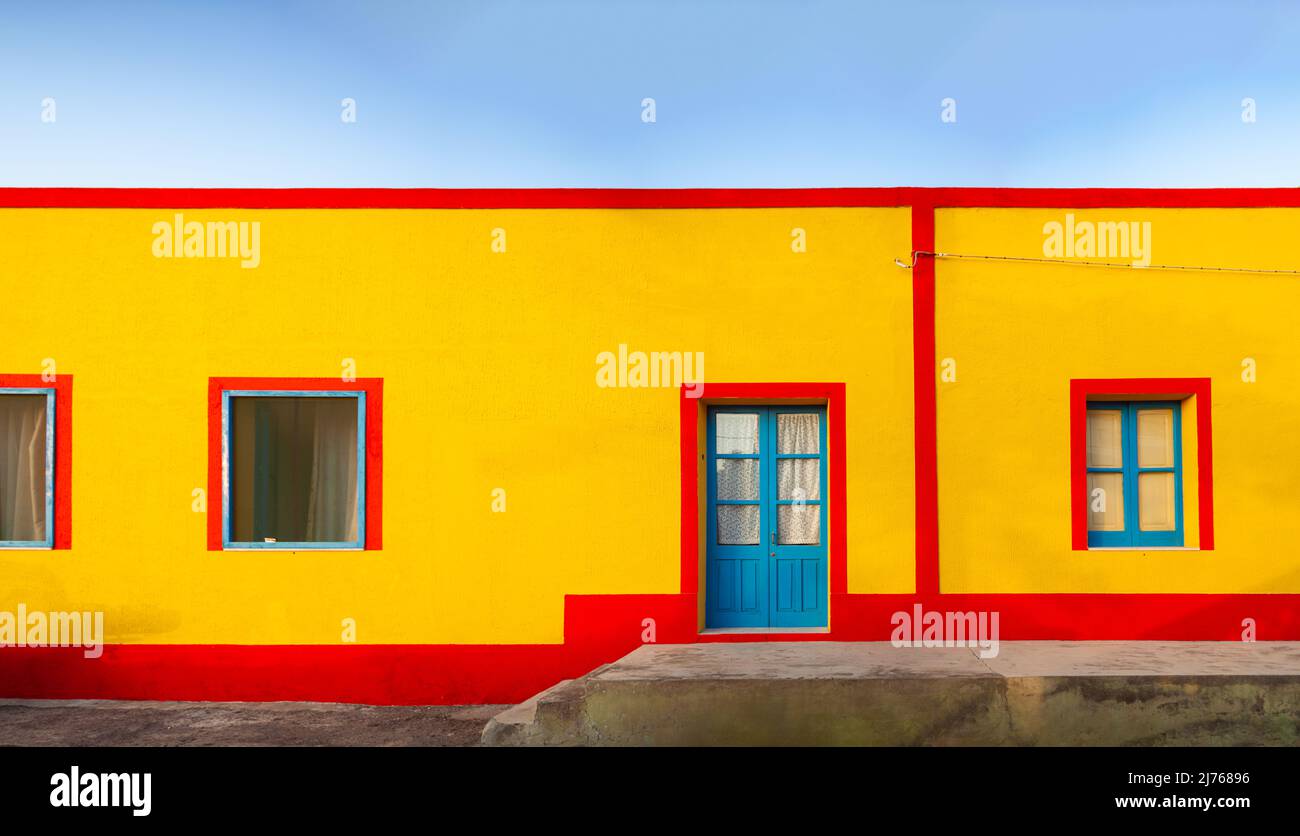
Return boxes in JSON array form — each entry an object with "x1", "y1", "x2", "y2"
[{"x1": 706, "y1": 406, "x2": 828, "y2": 628}]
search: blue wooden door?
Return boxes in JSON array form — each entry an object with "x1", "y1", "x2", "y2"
[
  {"x1": 768, "y1": 407, "x2": 828, "y2": 628},
  {"x1": 706, "y1": 406, "x2": 828, "y2": 628}
]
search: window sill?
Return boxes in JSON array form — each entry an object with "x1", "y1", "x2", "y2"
[
  {"x1": 222, "y1": 545, "x2": 365, "y2": 552},
  {"x1": 1087, "y1": 546, "x2": 1199, "y2": 552},
  {"x1": 699, "y1": 627, "x2": 830, "y2": 635}
]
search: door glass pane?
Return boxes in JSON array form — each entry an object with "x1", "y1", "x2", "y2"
[
  {"x1": 777, "y1": 458, "x2": 820, "y2": 501},
  {"x1": 1137, "y1": 409, "x2": 1174, "y2": 468},
  {"x1": 1086, "y1": 410, "x2": 1123, "y2": 468},
  {"x1": 1086, "y1": 472, "x2": 1125, "y2": 531},
  {"x1": 716, "y1": 458, "x2": 759, "y2": 500},
  {"x1": 777, "y1": 413, "x2": 819, "y2": 454},
  {"x1": 778, "y1": 504, "x2": 820, "y2": 544},
  {"x1": 230, "y1": 396, "x2": 360, "y2": 543},
  {"x1": 0, "y1": 394, "x2": 49, "y2": 542},
  {"x1": 1139, "y1": 472, "x2": 1176, "y2": 531},
  {"x1": 716, "y1": 413, "x2": 759, "y2": 455},
  {"x1": 717, "y1": 505, "x2": 759, "y2": 545}
]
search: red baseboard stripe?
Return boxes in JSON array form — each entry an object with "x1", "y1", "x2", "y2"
[{"x1": 3, "y1": 592, "x2": 1296, "y2": 705}]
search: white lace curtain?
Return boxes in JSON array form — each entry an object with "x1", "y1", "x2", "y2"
[
  {"x1": 777, "y1": 413, "x2": 819, "y2": 454},
  {"x1": 0, "y1": 395, "x2": 48, "y2": 542},
  {"x1": 778, "y1": 413, "x2": 821, "y2": 544}
]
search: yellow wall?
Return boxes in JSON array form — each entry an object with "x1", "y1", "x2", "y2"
[
  {"x1": 0, "y1": 207, "x2": 914, "y2": 644},
  {"x1": 936, "y1": 207, "x2": 1300, "y2": 593}
]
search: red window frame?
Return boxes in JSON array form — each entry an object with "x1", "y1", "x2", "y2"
[
  {"x1": 207, "y1": 377, "x2": 383, "y2": 550},
  {"x1": 1070, "y1": 378, "x2": 1213, "y2": 551}
]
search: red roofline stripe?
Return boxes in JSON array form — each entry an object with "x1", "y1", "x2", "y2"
[{"x1": 4, "y1": 186, "x2": 1300, "y2": 209}]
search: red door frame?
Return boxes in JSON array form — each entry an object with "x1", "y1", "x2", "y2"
[{"x1": 680, "y1": 383, "x2": 848, "y2": 627}]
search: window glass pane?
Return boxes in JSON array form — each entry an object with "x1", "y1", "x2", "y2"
[
  {"x1": 717, "y1": 505, "x2": 759, "y2": 545},
  {"x1": 1086, "y1": 410, "x2": 1123, "y2": 468},
  {"x1": 715, "y1": 413, "x2": 759, "y2": 455},
  {"x1": 778, "y1": 458, "x2": 820, "y2": 501},
  {"x1": 1139, "y1": 472, "x2": 1176, "y2": 531},
  {"x1": 1086, "y1": 472, "x2": 1125, "y2": 531},
  {"x1": 716, "y1": 458, "x2": 759, "y2": 500},
  {"x1": 0, "y1": 395, "x2": 48, "y2": 542},
  {"x1": 778, "y1": 504, "x2": 820, "y2": 544},
  {"x1": 231, "y1": 396, "x2": 359, "y2": 543},
  {"x1": 1137, "y1": 409, "x2": 1174, "y2": 468},
  {"x1": 777, "y1": 413, "x2": 819, "y2": 454}
]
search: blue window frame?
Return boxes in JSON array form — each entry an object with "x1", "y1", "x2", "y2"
[
  {"x1": 221, "y1": 390, "x2": 366, "y2": 550},
  {"x1": 1086, "y1": 401, "x2": 1183, "y2": 547},
  {"x1": 0, "y1": 388, "x2": 55, "y2": 550}
]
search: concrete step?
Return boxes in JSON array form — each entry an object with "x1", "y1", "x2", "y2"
[
  {"x1": 482, "y1": 641, "x2": 1300, "y2": 746},
  {"x1": 480, "y1": 679, "x2": 579, "y2": 746}
]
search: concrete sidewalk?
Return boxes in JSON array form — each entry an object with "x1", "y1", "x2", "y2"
[
  {"x1": 0, "y1": 699, "x2": 508, "y2": 746},
  {"x1": 7, "y1": 642, "x2": 1298, "y2": 747},
  {"x1": 483, "y1": 641, "x2": 1300, "y2": 746}
]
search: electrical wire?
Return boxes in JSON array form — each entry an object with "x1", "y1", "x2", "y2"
[{"x1": 898, "y1": 251, "x2": 1300, "y2": 276}]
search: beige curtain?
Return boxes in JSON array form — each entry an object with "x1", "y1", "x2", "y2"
[
  {"x1": 1137, "y1": 409, "x2": 1175, "y2": 531},
  {"x1": 305, "y1": 400, "x2": 359, "y2": 542},
  {"x1": 1086, "y1": 410, "x2": 1125, "y2": 531},
  {"x1": 0, "y1": 395, "x2": 48, "y2": 542}
]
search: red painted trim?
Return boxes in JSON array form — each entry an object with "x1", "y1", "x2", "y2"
[
  {"x1": 0, "y1": 643, "x2": 576, "y2": 706},
  {"x1": 1197, "y1": 384, "x2": 1215, "y2": 550},
  {"x1": 680, "y1": 383, "x2": 849, "y2": 610},
  {"x1": 822, "y1": 593, "x2": 1300, "y2": 642},
  {"x1": 207, "y1": 377, "x2": 383, "y2": 550},
  {"x1": 828, "y1": 391, "x2": 848, "y2": 596},
  {"x1": 911, "y1": 205, "x2": 939, "y2": 595},
  {"x1": 0, "y1": 188, "x2": 912, "y2": 210},
  {"x1": 206, "y1": 380, "x2": 222, "y2": 551},
  {"x1": 1069, "y1": 378, "x2": 1214, "y2": 551},
  {"x1": 0, "y1": 374, "x2": 72, "y2": 548},
  {"x1": 679, "y1": 393, "x2": 699, "y2": 596},
  {"x1": 5, "y1": 186, "x2": 1300, "y2": 209},
  {"x1": 5, "y1": 591, "x2": 1298, "y2": 704},
  {"x1": 911, "y1": 188, "x2": 1300, "y2": 209},
  {"x1": 1070, "y1": 383, "x2": 1088, "y2": 550}
]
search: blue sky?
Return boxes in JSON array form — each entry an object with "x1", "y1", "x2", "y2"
[{"x1": 3, "y1": 0, "x2": 1300, "y2": 187}]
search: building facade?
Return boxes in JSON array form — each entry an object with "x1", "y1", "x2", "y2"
[{"x1": 2, "y1": 188, "x2": 1299, "y2": 704}]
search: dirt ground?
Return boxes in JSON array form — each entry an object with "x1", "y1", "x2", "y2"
[{"x1": 0, "y1": 699, "x2": 509, "y2": 746}]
